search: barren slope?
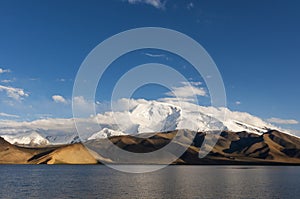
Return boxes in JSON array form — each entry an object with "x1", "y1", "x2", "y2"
[{"x1": 1, "y1": 130, "x2": 300, "y2": 165}]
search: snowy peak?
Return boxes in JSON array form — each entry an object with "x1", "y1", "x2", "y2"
[
  {"x1": 45, "y1": 133, "x2": 79, "y2": 145},
  {"x1": 0, "y1": 99, "x2": 291, "y2": 145},
  {"x1": 88, "y1": 128, "x2": 125, "y2": 140},
  {"x1": 2, "y1": 131, "x2": 49, "y2": 146},
  {"x1": 130, "y1": 101, "x2": 181, "y2": 133},
  {"x1": 91, "y1": 99, "x2": 283, "y2": 139}
]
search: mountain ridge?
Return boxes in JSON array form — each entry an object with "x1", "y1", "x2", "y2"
[
  {"x1": 1, "y1": 129, "x2": 300, "y2": 165},
  {"x1": 1, "y1": 99, "x2": 295, "y2": 146}
]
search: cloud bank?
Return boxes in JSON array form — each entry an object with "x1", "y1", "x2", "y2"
[{"x1": 267, "y1": 117, "x2": 299, "y2": 125}]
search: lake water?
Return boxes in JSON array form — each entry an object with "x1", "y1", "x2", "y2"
[{"x1": 0, "y1": 165, "x2": 299, "y2": 199}]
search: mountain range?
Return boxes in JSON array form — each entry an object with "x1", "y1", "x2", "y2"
[
  {"x1": 0, "y1": 99, "x2": 294, "y2": 145},
  {"x1": 1, "y1": 129, "x2": 300, "y2": 165},
  {"x1": 1, "y1": 99, "x2": 300, "y2": 164}
]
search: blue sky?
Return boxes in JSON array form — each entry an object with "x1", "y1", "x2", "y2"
[{"x1": 0, "y1": 0, "x2": 299, "y2": 131}]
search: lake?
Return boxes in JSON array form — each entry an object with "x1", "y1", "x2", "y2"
[{"x1": 0, "y1": 165, "x2": 299, "y2": 199}]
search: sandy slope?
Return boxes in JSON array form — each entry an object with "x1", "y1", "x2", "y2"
[
  {"x1": 0, "y1": 137, "x2": 33, "y2": 164},
  {"x1": 27, "y1": 143, "x2": 98, "y2": 164},
  {"x1": 0, "y1": 137, "x2": 98, "y2": 164}
]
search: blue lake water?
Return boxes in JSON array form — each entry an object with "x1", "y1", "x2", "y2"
[{"x1": 0, "y1": 165, "x2": 299, "y2": 199}]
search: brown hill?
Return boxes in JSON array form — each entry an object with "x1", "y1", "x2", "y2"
[
  {"x1": 86, "y1": 130, "x2": 300, "y2": 165},
  {"x1": 0, "y1": 137, "x2": 39, "y2": 164},
  {"x1": 1, "y1": 130, "x2": 300, "y2": 164},
  {"x1": 0, "y1": 138, "x2": 99, "y2": 164},
  {"x1": 27, "y1": 143, "x2": 99, "y2": 164},
  {"x1": 203, "y1": 130, "x2": 300, "y2": 164}
]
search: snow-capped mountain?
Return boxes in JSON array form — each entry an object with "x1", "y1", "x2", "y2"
[
  {"x1": 1, "y1": 131, "x2": 49, "y2": 145},
  {"x1": 45, "y1": 134, "x2": 81, "y2": 144},
  {"x1": 88, "y1": 128, "x2": 125, "y2": 140},
  {"x1": 86, "y1": 99, "x2": 281, "y2": 140},
  {"x1": 0, "y1": 98, "x2": 291, "y2": 145}
]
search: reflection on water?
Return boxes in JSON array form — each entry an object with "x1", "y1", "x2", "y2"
[{"x1": 0, "y1": 165, "x2": 299, "y2": 199}]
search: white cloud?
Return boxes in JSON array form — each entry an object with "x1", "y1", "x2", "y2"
[
  {"x1": 0, "y1": 112, "x2": 19, "y2": 118},
  {"x1": 56, "y1": 78, "x2": 66, "y2": 82},
  {"x1": 52, "y1": 95, "x2": 67, "y2": 104},
  {"x1": 164, "y1": 82, "x2": 206, "y2": 102},
  {"x1": 182, "y1": 81, "x2": 202, "y2": 86},
  {"x1": 34, "y1": 113, "x2": 53, "y2": 119},
  {"x1": 235, "y1": 101, "x2": 241, "y2": 105},
  {"x1": 29, "y1": 78, "x2": 39, "y2": 81},
  {"x1": 73, "y1": 96, "x2": 96, "y2": 117},
  {"x1": 159, "y1": 97, "x2": 196, "y2": 103},
  {"x1": 0, "y1": 118, "x2": 79, "y2": 142},
  {"x1": 0, "y1": 68, "x2": 11, "y2": 74},
  {"x1": 126, "y1": 0, "x2": 166, "y2": 9},
  {"x1": 73, "y1": 96, "x2": 92, "y2": 106},
  {"x1": 0, "y1": 85, "x2": 29, "y2": 101},
  {"x1": 267, "y1": 117, "x2": 299, "y2": 125},
  {"x1": 144, "y1": 52, "x2": 166, "y2": 58},
  {"x1": 1, "y1": 79, "x2": 14, "y2": 83}
]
